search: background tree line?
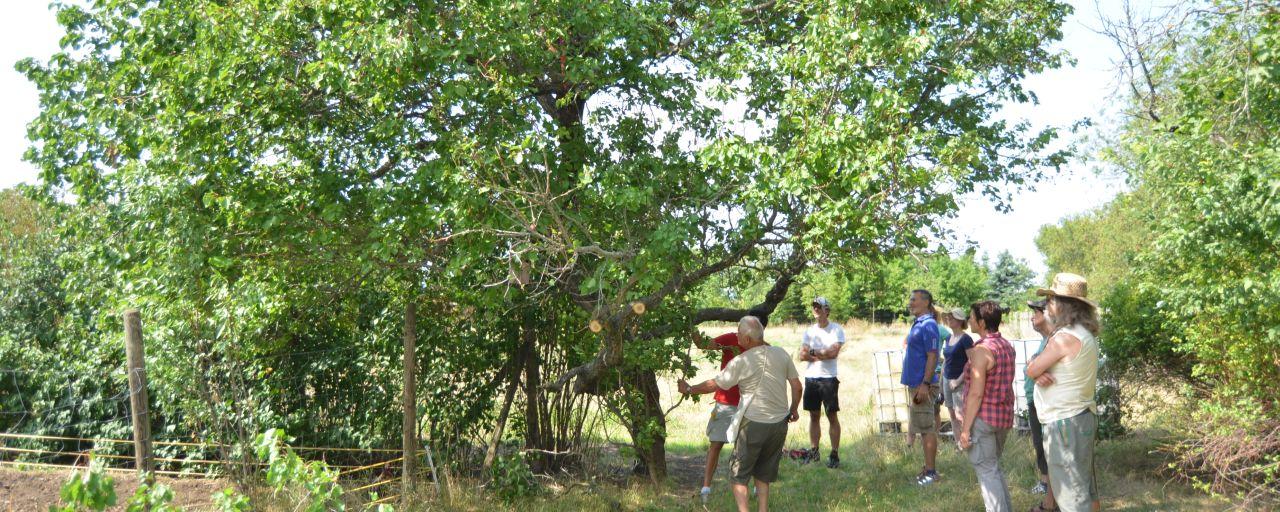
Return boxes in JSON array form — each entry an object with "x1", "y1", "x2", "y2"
[{"x1": 693, "y1": 250, "x2": 1036, "y2": 324}]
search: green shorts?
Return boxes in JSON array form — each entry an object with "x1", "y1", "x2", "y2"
[
  {"x1": 730, "y1": 418, "x2": 788, "y2": 484},
  {"x1": 1044, "y1": 409, "x2": 1099, "y2": 512}
]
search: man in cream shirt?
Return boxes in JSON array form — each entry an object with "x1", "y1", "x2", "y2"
[{"x1": 680, "y1": 316, "x2": 802, "y2": 512}]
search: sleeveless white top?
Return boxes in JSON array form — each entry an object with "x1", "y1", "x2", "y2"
[{"x1": 1033, "y1": 324, "x2": 1099, "y2": 423}]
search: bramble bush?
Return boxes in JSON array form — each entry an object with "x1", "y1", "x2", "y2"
[
  {"x1": 49, "y1": 461, "x2": 116, "y2": 512},
  {"x1": 488, "y1": 452, "x2": 540, "y2": 502}
]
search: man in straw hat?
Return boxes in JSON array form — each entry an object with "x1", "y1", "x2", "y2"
[{"x1": 1025, "y1": 273, "x2": 1102, "y2": 512}]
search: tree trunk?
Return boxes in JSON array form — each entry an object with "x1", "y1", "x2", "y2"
[
  {"x1": 521, "y1": 316, "x2": 546, "y2": 474},
  {"x1": 483, "y1": 330, "x2": 531, "y2": 472},
  {"x1": 623, "y1": 368, "x2": 668, "y2": 485}
]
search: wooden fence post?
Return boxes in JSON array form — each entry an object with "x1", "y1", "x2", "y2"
[
  {"x1": 123, "y1": 309, "x2": 154, "y2": 483},
  {"x1": 402, "y1": 301, "x2": 418, "y2": 502}
]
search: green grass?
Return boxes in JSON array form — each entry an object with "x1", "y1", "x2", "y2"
[{"x1": 445, "y1": 322, "x2": 1226, "y2": 511}]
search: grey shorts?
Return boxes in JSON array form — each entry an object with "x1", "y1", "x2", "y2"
[
  {"x1": 705, "y1": 402, "x2": 738, "y2": 443},
  {"x1": 730, "y1": 418, "x2": 788, "y2": 484},
  {"x1": 943, "y1": 378, "x2": 963, "y2": 410},
  {"x1": 1044, "y1": 409, "x2": 1099, "y2": 512}
]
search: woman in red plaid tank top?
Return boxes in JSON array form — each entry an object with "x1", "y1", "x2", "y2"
[
  {"x1": 974, "y1": 331, "x2": 1016, "y2": 429},
  {"x1": 958, "y1": 300, "x2": 1016, "y2": 512}
]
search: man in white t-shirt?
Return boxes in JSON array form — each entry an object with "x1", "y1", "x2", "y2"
[
  {"x1": 798, "y1": 296, "x2": 845, "y2": 468},
  {"x1": 679, "y1": 316, "x2": 802, "y2": 512}
]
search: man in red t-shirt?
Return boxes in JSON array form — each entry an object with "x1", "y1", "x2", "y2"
[{"x1": 695, "y1": 310, "x2": 769, "y2": 502}]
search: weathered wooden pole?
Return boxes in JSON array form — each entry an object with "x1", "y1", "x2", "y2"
[
  {"x1": 123, "y1": 309, "x2": 154, "y2": 483},
  {"x1": 402, "y1": 301, "x2": 418, "y2": 501}
]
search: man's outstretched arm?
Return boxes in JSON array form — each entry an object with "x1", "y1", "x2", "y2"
[{"x1": 678, "y1": 378, "x2": 721, "y2": 395}]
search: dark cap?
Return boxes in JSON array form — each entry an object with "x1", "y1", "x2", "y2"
[{"x1": 1027, "y1": 299, "x2": 1047, "y2": 311}]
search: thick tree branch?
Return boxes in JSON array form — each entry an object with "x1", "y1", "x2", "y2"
[
  {"x1": 547, "y1": 235, "x2": 769, "y2": 394},
  {"x1": 630, "y1": 243, "x2": 807, "y2": 346},
  {"x1": 693, "y1": 248, "x2": 805, "y2": 323}
]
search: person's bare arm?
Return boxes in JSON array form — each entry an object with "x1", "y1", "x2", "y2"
[
  {"x1": 787, "y1": 377, "x2": 802, "y2": 422},
  {"x1": 958, "y1": 346, "x2": 993, "y2": 449},
  {"x1": 694, "y1": 334, "x2": 738, "y2": 353},
  {"x1": 799, "y1": 344, "x2": 814, "y2": 362},
  {"x1": 913, "y1": 349, "x2": 938, "y2": 403},
  {"x1": 1026, "y1": 332, "x2": 1079, "y2": 386},
  {"x1": 693, "y1": 334, "x2": 714, "y2": 350},
  {"x1": 818, "y1": 328, "x2": 847, "y2": 360},
  {"x1": 921, "y1": 350, "x2": 937, "y2": 383},
  {"x1": 814, "y1": 343, "x2": 844, "y2": 360},
  {"x1": 677, "y1": 379, "x2": 719, "y2": 395}
]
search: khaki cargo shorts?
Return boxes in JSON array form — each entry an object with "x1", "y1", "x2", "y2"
[{"x1": 907, "y1": 383, "x2": 941, "y2": 434}]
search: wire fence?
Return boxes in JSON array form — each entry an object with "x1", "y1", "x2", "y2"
[
  {"x1": 0, "y1": 360, "x2": 416, "y2": 508},
  {"x1": 0, "y1": 430, "x2": 410, "y2": 507}
]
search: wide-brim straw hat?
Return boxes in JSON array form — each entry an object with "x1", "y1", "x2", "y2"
[{"x1": 1036, "y1": 272, "x2": 1098, "y2": 308}]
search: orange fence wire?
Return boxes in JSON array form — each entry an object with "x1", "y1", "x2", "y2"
[
  {"x1": 338, "y1": 456, "x2": 403, "y2": 476},
  {"x1": 0, "y1": 432, "x2": 408, "y2": 453},
  {"x1": 348, "y1": 478, "x2": 396, "y2": 494}
]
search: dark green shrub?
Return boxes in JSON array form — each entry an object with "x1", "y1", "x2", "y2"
[{"x1": 1099, "y1": 281, "x2": 1189, "y2": 376}]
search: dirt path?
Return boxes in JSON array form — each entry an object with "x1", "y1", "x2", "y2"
[{"x1": 0, "y1": 467, "x2": 227, "y2": 511}]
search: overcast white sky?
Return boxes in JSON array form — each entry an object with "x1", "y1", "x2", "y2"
[{"x1": 0, "y1": 1, "x2": 1143, "y2": 277}]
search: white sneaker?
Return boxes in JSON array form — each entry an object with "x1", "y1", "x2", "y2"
[{"x1": 700, "y1": 486, "x2": 711, "y2": 504}]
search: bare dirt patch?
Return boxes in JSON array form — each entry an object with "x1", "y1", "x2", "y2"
[{"x1": 0, "y1": 467, "x2": 227, "y2": 511}]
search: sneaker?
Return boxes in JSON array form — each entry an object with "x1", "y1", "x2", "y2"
[
  {"x1": 916, "y1": 469, "x2": 939, "y2": 486},
  {"x1": 1030, "y1": 481, "x2": 1048, "y2": 495},
  {"x1": 826, "y1": 453, "x2": 840, "y2": 469},
  {"x1": 800, "y1": 447, "x2": 819, "y2": 464},
  {"x1": 700, "y1": 486, "x2": 711, "y2": 504}
]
